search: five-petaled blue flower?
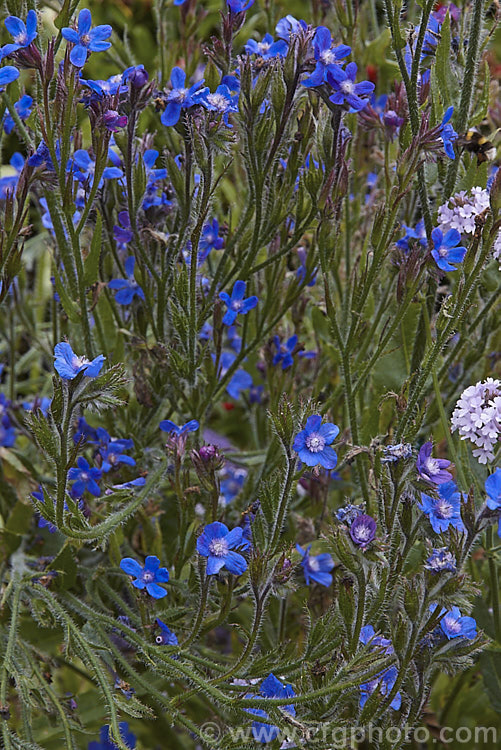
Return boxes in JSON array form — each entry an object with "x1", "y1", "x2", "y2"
[
  {"x1": 485, "y1": 468, "x2": 501, "y2": 510},
  {"x1": 327, "y1": 62, "x2": 374, "y2": 111},
  {"x1": 155, "y1": 618, "x2": 178, "y2": 646},
  {"x1": 419, "y1": 481, "x2": 465, "y2": 534},
  {"x1": 215, "y1": 352, "x2": 253, "y2": 399},
  {"x1": 350, "y1": 514, "x2": 377, "y2": 548},
  {"x1": 72, "y1": 149, "x2": 123, "y2": 188},
  {"x1": 430, "y1": 604, "x2": 477, "y2": 640},
  {"x1": 273, "y1": 335, "x2": 297, "y2": 369},
  {"x1": 3, "y1": 94, "x2": 32, "y2": 135},
  {"x1": 244, "y1": 33, "x2": 288, "y2": 59},
  {"x1": 199, "y1": 219, "x2": 224, "y2": 258},
  {"x1": 160, "y1": 67, "x2": 205, "y2": 127},
  {"x1": 245, "y1": 673, "x2": 296, "y2": 744},
  {"x1": 1, "y1": 11, "x2": 37, "y2": 56},
  {"x1": 360, "y1": 666, "x2": 401, "y2": 711},
  {"x1": 159, "y1": 418, "x2": 199, "y2": 435},
  {"x1": 0, "y1": 65, "x2": 20, "y2": 90},
  {"x1": 425, "y1": 547, "x2": 457, "y2": 573},
  {"x1": 359, "y1": 625, "x2": 394, "y2": 655},
  {"x1": 439, "y1": 106, "x2": 458, "y2": 159},
  {"x1": 416, "y1": 441, "x2": 453, "y2": 485},
  {"x1": 108, "y1": 257, "x2": 145, "y2": 305},
  {"x1": 227, "y1": 0, "x2": 255, "y2": 11},
  {"x1": 120, "y1": 555, "x2": 170, "y2": 599},
  {"x1": 302, "y1": 26, "x2": 351, "y2": 87},
  {"x1": 296, "y1": 544, "x2": 334, "y2": 586},
  {"x1": 219, "y1": 280, "x2": 258, "y2": 326},
  {"x1": 196, "y1": 521, "x2": 248, "y2": 575},
  {"x1": 62, "y1": 8, "x2": 112, "y2": 68},
  {"x1": 88, "y1": 722, "x2": 136, "y2": 750},
  {"x1": 195, "y1": 84, "x2": 239, "y2": 127},
  {"x1": 68, "y1": 456, "x2": 102, "y2": 498},
  {"x1": 293, "y1": 415, "x2": 339, "y2": 469},
  {"x1": 54, "y1": 342, "x2": 105, "y2": 380},
  {"x1": 431, "y1": 227, "x2": 466, "y2": 272}
]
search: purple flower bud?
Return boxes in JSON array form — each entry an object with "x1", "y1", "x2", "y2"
[
  {"x1": 103, "y1": 109, "x2": 128, "y2": 132},
  {"x1": 127, "y1": 65, "x2": 149, "y2": 88}
]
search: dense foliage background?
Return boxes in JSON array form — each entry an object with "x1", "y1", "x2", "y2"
[{"x1": 0, "y1": 1, "x2": 500, "y2": 748}]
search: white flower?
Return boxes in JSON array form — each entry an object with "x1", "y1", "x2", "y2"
[{"x1": 451, "y1": 378, "x2": 501, "y2": 463}]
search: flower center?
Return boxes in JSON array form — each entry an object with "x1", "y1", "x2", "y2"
[
  {"x1": 142, "y1": 570, "x2": 155, "y2": 582},
  {"x1": 209, "y1": 538, "x2": 229, "y2": 557},
  {"x1": 257, "y1": 41, "x2": 271, "y2": 54},
  {"x1": 438, "y1": 246, "x2": 449, "y2": 258},
  {"x1": 320, "y1": 49, "x2": 336, "y2": 65},
  {"x1": 435, "y1": 500, "x2": 453, "y2": 519},
  {"x1": 308, "y1": 557, "x2": 320, "y2": 572},
  {"x1": 14, "y1": 32, "x2": 28, "y2": 45},
  {"x1": 171, "y1": 88, "x2": 188, "y2": 103},
  {"x1": 355, "y1": 524, "x2": 371, "y2": 541},
  {"x1": 207, "y1": 93, "x2": 229, "y2": 111},
  {"x1": 72, "y1": 354, "x2": 90, "y2": 369},
  {"x1": 444, "y1": 616, "x2": 461, "y2": 634},
  {"x1": 341, "y1": 79, "x2": 355, "y2": 95},
  {"x1": 305, "y1": 433, "x2": 325, "y2": 453},
  {"x1": 231, "y1": 299, "x2": 244, "y2": 311},
  {"x1": 425, "y1": 457, "x2": 439, "y2": 474}
]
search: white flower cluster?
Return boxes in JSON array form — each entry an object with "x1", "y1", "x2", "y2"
[
  {"x1": 438, "y1": 186, "x2": 501, "y2": 269},
  {"x1": 451, "y1": 378, "x2": 501, "y2": 463},
  {"x1": 437, "y1": 187, "x2": 490, "y2": 235}
]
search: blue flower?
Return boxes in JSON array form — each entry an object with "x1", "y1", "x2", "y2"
[
  {"x1": 120, "y1": 555, "x2": 170, "y2": 598},
  {"x1": 0, "y1": 65, "x2": 19, "y2": 90},
  {"x1": 219, "y1": 280, "x2": 258, "y2": 326},
  {"x1": 216, "y1": 352, "x2": 253, "y2": 399},
  {"x1": 431, "y1": 227, "x2": 466, "y2": 272},
  {"x1": 62, "y1": 9, "x2": 112, "y2": 68},
  {"x1": 195, "y1": 84, "x2": 239, "y2": 127},
  {"x1": 416, "y1": 441, "x2": 453, "y2": 485},
  {"x1": 296, "y1": 544, "x2": 334, "y2": 586},
  {"x1": 3, "y1": 94, "x2": 32, "y2": 135},
  {"x1": 196, "y1": 521, "x2": 248, "y2": 575},
  {"x1": 273, "y1": 335, "x2": 297, "y2": 369},
  {"x1": 302, "y1": 26, "x2": 351, "y2": 87},
  {"x1": 0, "y1": 153, "x2": 24, "y2": 200},
  {"x1": 53, "y1": 342, "x2": 105, "y2": 380},
  {"x1": 80, "y1": 72, "x2": 128, "y2": 99},
  {"x1": 419, "y1": 481, "x2": 465, "y2": 534},
  {"x1": 1, "y1": 11, "x2": 37, "y2": 56},
  {"x1": 0, "y1": 407, "x2": 16, "y2": 446},
  {"x1": 68, "y1": 457, "x2": 102, "y2": 498},
  {"x1": 103, "y1": 109, "x2": 127, "y2": 132},
  {"x1": 396, "y1": 220, "x2": 427, "y2": 252},
  {"x1": 227, "y1": 0, "x2": 255, "y2": 11},
  {"x1": 360, "y1": 666, "x2": 401, "y2": 711},
  {"x1": 108, "y1": 477, "x2": 146, "y2": 492},
  {"x1": 245, "y1": 673, "x2": 296, "y2": 743},
  {"x1": 108, "y1": 256, "x2": 145, "y2": 305},
  {"x1": 327, "y1": 62, "x2": 375, "y2": 111},
  {"x1": 350, "y1": 514, "x2": 377, "y2": 547},
  {"x1": 292, "y1": 415, "x2": 339, "y2": 469},
  {"x1": 336, "y1": 503, "x2": 364, "y2": 524},
  {"x1": 485, "y1": 468, "x2": 501, "y2": 510},
  {"x1": 425, "y1": 547, "x2": 457, "y2": 573},
  {"x1": 96, "y1": 429, "x2": 136, "y2": 473},
  {"x1": 159, "y1": 418, "x2": 199, "y2": 435},
  {"x1": 71, "y1": 149, "x2": 123, "y2": 188},
  {"x1": 359, "y1": 625, "x2": 394, "y2": 655},
  {"x1": 161, "y1": 67, "x2": 205, "y2": 127},
  {"x1": 275, "y1": 15, "x2": 308, "y2": 41},
  {"x1": 27, "y1": 141, "x2": 57, "y2": 171},
  {"x1": 113, "y1": 211, "x2": 133, "y2": 248},
  {"x1": 88, "y1": 722, "x2": 136, "y2": 750},
  {"x1": 244, "y1": 33, "x2": 288, "y2": 59},
  {"x1": 200, "y1": 219, "x2": 224, "y2": 256},
  {"x1": 220, "y1": 466, "x2": 247, "y2": 504},
  {"x1": 155, "y1": 618, "x2": 178, "y2": 646},
  {"x1": 296, "y1": 247, "x2": 317, "y2": 286},
  {"x1": 439, "y1": 106, "x2": 458, "y2": 159},
  {"x1": 430, "y1": 604, "x2": 477, "y2": 639},
  {"x1": 32, "y1": 487, "x2": 62, "y2": 533}
]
